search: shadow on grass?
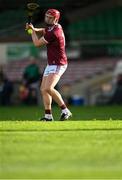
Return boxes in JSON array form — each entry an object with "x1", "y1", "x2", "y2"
[{"x1": 1, "y1": 128, "x2": 122, "y2": 132}]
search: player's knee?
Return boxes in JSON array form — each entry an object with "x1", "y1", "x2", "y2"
[
  {"x1": 41, "y1": 87, "x2": 52, "y2": 94},
  {"x1": 46, "y1": 87, "x2": 53, "y2": 94}
]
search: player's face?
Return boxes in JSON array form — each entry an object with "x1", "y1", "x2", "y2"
[{"x1": 45, "y1": 14, "x2": 57, "y2": 25}]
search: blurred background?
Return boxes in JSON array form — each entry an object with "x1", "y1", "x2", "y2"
[{"x1": 0, "y1": 0, "x2": 122, "y2": 107}]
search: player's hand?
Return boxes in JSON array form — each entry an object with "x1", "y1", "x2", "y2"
[{"x1": 25, "y1": 23, "x2": 34, "y2": 31}]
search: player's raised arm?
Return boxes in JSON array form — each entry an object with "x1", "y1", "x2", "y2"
[
  {"x1": 31, "y1": 31, "x2": 47, "y2": 47},
  {"x1": 26, "y1": 23, "x2": 47, "y2": 47},
  {"x1": 26, "y1": 23, "x2": 45, "y2": 34}
]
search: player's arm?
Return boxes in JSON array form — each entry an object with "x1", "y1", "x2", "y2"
[
  {"x1": 26, "y1": 23, "x2": 45, "y2": 35},
  {"x1": 26, "y1": 23, "x2": 47, "y2": 47},
  {"x1": 31, "y1": 30, "x2": 48, "y2": 47},
  {"x1": 34, "y1": 27, "x2": 45, "y2": 33}
]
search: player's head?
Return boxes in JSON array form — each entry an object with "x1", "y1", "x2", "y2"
[{"x1": 45, "y1": 9, "x2": 60, "y2": 26}]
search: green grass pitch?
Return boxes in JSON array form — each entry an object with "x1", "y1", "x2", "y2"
[{"x1": 0, "y1": 105, "x2": 122, "y2": 179}]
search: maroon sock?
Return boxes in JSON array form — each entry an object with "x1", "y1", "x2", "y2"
[
  {"x1": 45, "y1": 109, "x2": 51, "y2": 114},
  {"x1": 60, "y1": 104, "x2": 67, "y2": 110}
]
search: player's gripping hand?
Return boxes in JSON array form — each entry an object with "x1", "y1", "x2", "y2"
[{"x1": 25, "y1": 23, "x2": 34, "y2": 31}]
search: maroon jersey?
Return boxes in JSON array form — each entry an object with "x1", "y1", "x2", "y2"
[{"x1": 44, "y1": 24, "x2": 67, "y2": 65}]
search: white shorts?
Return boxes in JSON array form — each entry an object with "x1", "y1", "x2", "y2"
[{"x1": 43, "y1": 64, "x2": 67, "y2": 77}]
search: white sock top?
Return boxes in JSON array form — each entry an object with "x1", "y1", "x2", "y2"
[{"x1": 62, "y1": 108, "x2": 69, "y2": 114}]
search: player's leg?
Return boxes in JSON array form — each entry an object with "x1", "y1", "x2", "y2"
[
  {"x1": 43, "y1": 73, "x2": 72, "y2": 120},
  {"x1": 41, "y1": 76, "x2": 52, "y2": 109},
  {"x1": 43, "y1": 73, "x2": 64, "y2": 105},
  {"x1": 40, "y1": 76, "x2": 53, "y2": 121}
]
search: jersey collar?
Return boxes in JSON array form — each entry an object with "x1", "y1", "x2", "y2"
[{"x1": 47, "y1": 23, "x2": 58, "y2": 31}]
